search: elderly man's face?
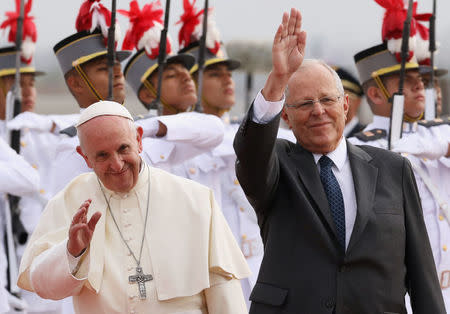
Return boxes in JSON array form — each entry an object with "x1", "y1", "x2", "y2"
[
  {"x1": 76, "y1": 116, "x2": 143, "y2": 193},
  {"x1": 282, "y1": 64, "x2": 348, "y2": 154}
]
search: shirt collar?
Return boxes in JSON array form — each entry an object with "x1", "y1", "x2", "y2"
[{"x1": 312, "y1": 137, "x2": 347, "y2": 171}]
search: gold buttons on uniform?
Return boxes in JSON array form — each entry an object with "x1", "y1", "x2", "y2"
[
  {"x1": 242, "y1": 234, "x2": 247, "y2": 240},
  {"x1": 189, "y1": 168, "x2": 196, "y2": 174},
  {"x1": 39, "y1": 189, "x2": 45, "y2": 194},
  {"x1": 32, "y1": 164, "x2": 38, "y2": 169},
  {"x1": 443, "y1": 245, "x2": 447, "y2": 252},
  {"x1": 423, "y1": 157, "x2": 428, "y2": 162},
  {"x1": 240, "y1": 207, "x2": 245, "y2": 212},
  {"x1": 234, "y1": 179, "x2": 239, "y2": 185},
  {"x1": 20, "y1": 141, "x2": 26, "y2": 147},
  {"x1": 440, "y1": 216, "x2": 445, "y2": 221},
  {"x1": 160, "y1": 155, "x2": 165, "y2": 160}
]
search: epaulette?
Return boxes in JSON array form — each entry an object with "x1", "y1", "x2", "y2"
[
  {"x1": 133, "y1": 113, "x2": 156, "y2": 121},
  {"x1": 354, "y1": 128, "x2": 387, "y2": 142},
  {"x1": 230, "y1": 115, "x2": 243, "y2": 125},
  {"x1": 60, "y1": 125, "x2": 77, "y2": 137},
  {"x1": 419, "y1": 116, "x2": 450, "y2": 128}
]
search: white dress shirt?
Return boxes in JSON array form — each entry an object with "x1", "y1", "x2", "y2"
[{"x1": 253, "y1": 90, "x2": 358, "y2": 249}]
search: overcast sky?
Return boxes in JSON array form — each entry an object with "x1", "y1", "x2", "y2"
[{"x1": 1, "y1": 0, "x2": 449, "y2": 74}]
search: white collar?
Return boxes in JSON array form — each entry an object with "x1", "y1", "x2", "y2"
[{"x1": 312, "y1": 137, "x2": 347, "y2": 171}]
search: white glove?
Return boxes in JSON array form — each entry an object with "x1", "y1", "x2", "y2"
[
  {"x1": 7, "y1": 291, "x2": 28, "y2": 311},
  {"x1": 7, "y1": 112, "x2": 54, "y2": 132},
  {"x1": 392, "y1": 133, "x2": 448, "y2": 160},
  {"x1": 134, "y1": 117, "x2": 160, "y2": 138}
]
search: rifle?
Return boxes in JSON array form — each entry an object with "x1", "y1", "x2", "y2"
[
  {"x1": 151, "y1": 0, "x2": 171, "y2": 115},
  {"x1": 107, "y1": 0, "x2": 117, "y2": 101},
  {"x1": 193, "y1": 0, "x2": 209, "y2": 113},
  {"x1": 424, "y1": 0, "x2": 436, "y2": 120},
  {"x1": 388, "y1": 0, "x2": 413, "y2": 150},
  {"x1": 4, "y1": 0, "x2": 27, "y2": 295}
]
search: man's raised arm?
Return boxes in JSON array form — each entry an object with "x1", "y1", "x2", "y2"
[{"x1": 233, "y1": 8, "x2": 306, "y2": 212}]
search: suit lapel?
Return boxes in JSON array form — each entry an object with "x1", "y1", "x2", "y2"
[
  {"x1": 289, "y1": 144, "x2": 338, "y2": 240},
  {"x1": 346, "y1": 142, "x2": 378, "y2": 253}
]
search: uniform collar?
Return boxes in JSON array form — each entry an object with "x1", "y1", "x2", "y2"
[
  {"x1": 221, "y1": 112, "x2": 231, "y2": 125},
  {"x1": 312, "y1": 137, "x2": 347, "y2": 171},
  {"x1": 370, "y1": 115, "x2": 417, "y2": 134}
]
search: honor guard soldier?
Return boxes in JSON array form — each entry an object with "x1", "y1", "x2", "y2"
[
  {"x1": 332, "y1": 66, "x2": 366, "y2": 138},
  {"x1": 0, "y1": 137, "x2": 39, "y2": 313},
  {"x1": 349, "y1": 1, "x2": 450, "y2": 311},
  {"x1": 119, "y1": 0, "x2": 225, "y2": 178}
]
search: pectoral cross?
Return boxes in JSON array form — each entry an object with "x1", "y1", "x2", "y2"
[{"x1": 129, "y1": 266, "x2": 153, "y2": 300}]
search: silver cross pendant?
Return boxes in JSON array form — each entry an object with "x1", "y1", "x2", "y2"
[{"x1": 129, "y1": 266, "x2": 153, "y2": 300}]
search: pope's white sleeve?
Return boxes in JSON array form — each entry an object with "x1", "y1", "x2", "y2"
[
  {"x1": 204, "y1": 273, "x2": 248, "y2": 314},
  {"x1": 157, "y1": 112, "x2": 225, "y2": 164},
  {"x1": 0, "y1": 138, "x2": 39, "y2": 196},
  {"x1": 29, "y1": 240, "x2": 87, "y2": 300},
  {"x1": 252, "y1": 90, "x2": 285, "y2": 124}
]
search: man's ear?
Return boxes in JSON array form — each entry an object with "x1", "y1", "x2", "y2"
[
  {"x1": 281, "y1": 107, "x2": 292, "y2": 129},
  {"x1": 66, "y1": 74, "x2": 84, "y2": 94},
  {"x1": 76, "y1": 146, "x2": 92, "y2": 169},
  {"x1": 138, "y1": 87, "x2": 155, "y2": 106},
  {"x1": 343, "y1": 94, "x2": 349, "y2": 118},
  {"x1": 136, "y1": 126, "x2": 144, "y2": 153},
  {"x1": 366, "y1": 86, "x2": 385, "y2": 106}
]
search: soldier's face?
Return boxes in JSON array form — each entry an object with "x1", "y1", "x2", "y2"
[
  {"x1": 283, "y1": 63, "x2": 348, "y2": 154},
  {"x1": 80, "y1": 57, "x2": 126, "y2": 104},
  {"x1": 0, "y1": 73, "x2": 36, "y2": 119},
  {"x1": 201, "y1": 64, "x2": 235, "y2": 114},
  {"x1": 77, "y1": 116, "x2": 143, "y2": 193},
  {"x1": 384, "y1": 71, "x2": 425, "y2": 118},
  {"x1": 149, "y1": 63, "x2": 197, "y2": 112}
]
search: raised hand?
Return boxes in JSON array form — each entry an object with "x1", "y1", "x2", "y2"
[
  {"x1": 262, "y1": 8, "x2": 307, "y2": 101},
  {"x1": 67, "y1": 199, "x2": 102, "y2": 257}
]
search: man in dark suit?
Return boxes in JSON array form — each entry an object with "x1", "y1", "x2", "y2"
[{"x1": 233, "y1": 8, "x2": 445, "y2": 314}]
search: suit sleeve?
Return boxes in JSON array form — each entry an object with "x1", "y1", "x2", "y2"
[
  {"x1": 233, "y1": 103, "x2": 281, "y2": 215},
  {"x1": 403, "y1": 158, "x2": 446, "y2": 313}
]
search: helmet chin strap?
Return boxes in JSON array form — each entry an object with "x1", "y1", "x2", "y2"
[
  {"x1": 201, "y1": 98, "x2": 230, "y2": 117},
  {"x1": 74, "y1": 64, "x2": 103, "y2": 101}
]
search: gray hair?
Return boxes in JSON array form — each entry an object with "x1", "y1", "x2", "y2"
[{"x1": 285, "y1": 59, "x2": 344, "y2": 99}]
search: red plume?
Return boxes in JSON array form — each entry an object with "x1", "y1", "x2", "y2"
[
  {"x1": 0, "y1": 0, "x2": 37, "y2": 64},
  {"x1": 76, "y1": 0, "x2": 111, "y2": 38},
  {"x1": 119, "y1": 0, "x2": 171, "y2": 59},
  {"x1": 374, "y1": 0, "x2": 417, "y2": 62},
  {"x1": 176, "y1": 0, "x2": 220, "y2": 54}
]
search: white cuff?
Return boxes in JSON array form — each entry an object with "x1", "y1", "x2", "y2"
[
  {"x1": 66, "y1": 242, "x2": 86, "y2": 276},
  {"x1": 252, "y1": 90, "x2": 285, "y2": 124}
]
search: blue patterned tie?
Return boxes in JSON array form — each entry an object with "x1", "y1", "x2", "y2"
[{"x1": 319, "y1": 155, "x2": 346, "y2": 249}]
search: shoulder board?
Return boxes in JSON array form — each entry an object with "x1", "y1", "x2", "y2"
[
  {"x1": 133, "y1": 113, "x2": 156, "y2": 122},
  {"x1": 60, "y1": 125, "x2": 77, "y2": 137},
  {"x1": 230, "y1": 115, "x2": 243, "y2": 124},
  {"x1": 419, "y1": 116, "x2": 450, "y2": 127},
  {"x1": 354, "y1": 128, "x2": 387, "y2": 142}
]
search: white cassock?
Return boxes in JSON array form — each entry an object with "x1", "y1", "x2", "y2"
[{"x1": 17, "y1": 163, "x2": 250, "y2": 314}]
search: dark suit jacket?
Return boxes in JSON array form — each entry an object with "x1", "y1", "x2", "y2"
[{"x1": 233, "y1": 108, "x2": 445, "y2": 314}]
